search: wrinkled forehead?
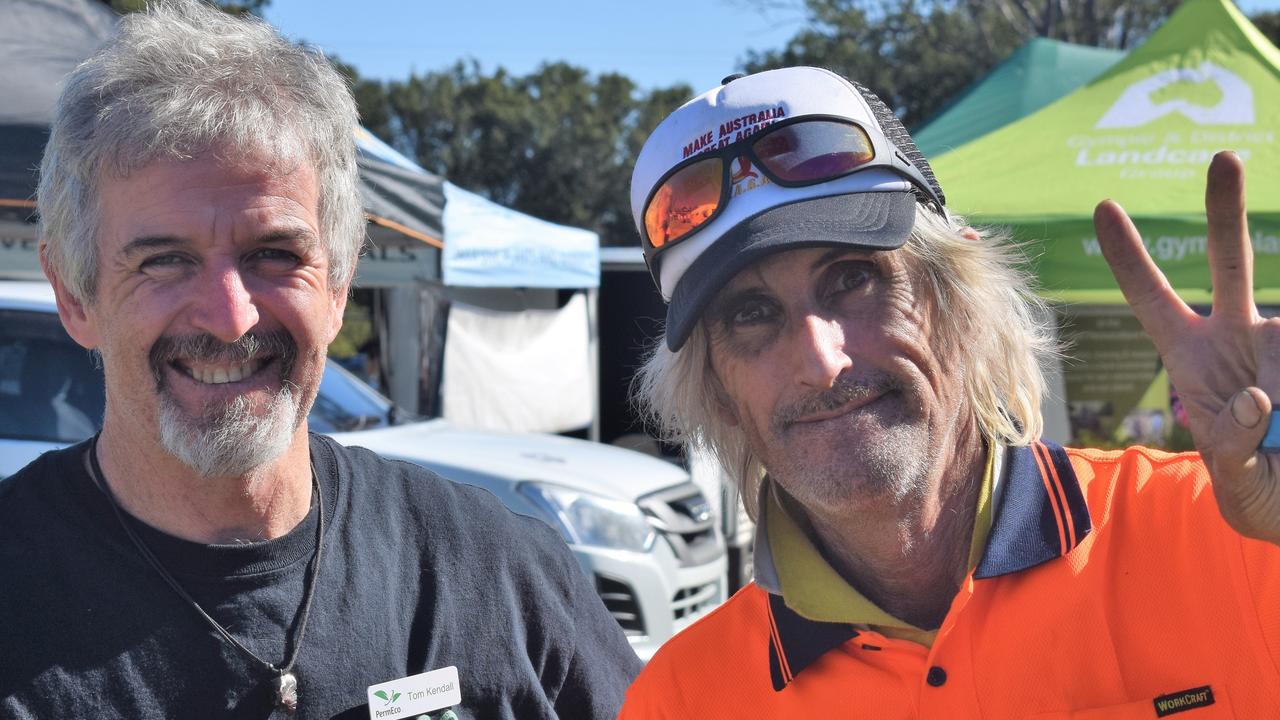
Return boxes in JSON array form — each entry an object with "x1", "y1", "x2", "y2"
[
  {"x1": 100, "y1": 135, "x2": 311, "y2": 184},
  {"x1": 89, "y1": 142, "x2": 320, "y2": 243},
  {"x1": 91, "y1": 144, "x2": 320, "y2": 229},
  {"x1": 90, "y1": 143, "x2": 324, "y2": 257}
]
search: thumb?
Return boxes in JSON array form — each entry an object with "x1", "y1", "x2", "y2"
[
  {"x1": 1208, "y1": 388, "x2": 1280, "y2": 544},
  {"x1": 1209, "y1": 387, "x2": 1270, "y2": 479}
]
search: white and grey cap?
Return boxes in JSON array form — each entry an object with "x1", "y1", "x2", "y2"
[{"x1": 630, "y1": 66, "x2": 946, "y2": 351}]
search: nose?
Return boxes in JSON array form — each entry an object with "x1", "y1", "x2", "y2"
[
  {"x1": 187, "y1": 260, "x2": 259, "y2": 342},
  {"x1": 792, "y1": 314, "x2": 852, "y2": 389}
]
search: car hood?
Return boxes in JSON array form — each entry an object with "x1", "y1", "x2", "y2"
[{"x1": 326, "y1": 419, "x2": 688, "y2": 501}]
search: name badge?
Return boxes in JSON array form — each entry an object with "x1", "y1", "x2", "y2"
[{"x1": 367, "y1": 666, "x2": 462, "y2": 719}]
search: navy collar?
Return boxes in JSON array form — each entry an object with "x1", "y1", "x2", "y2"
[
  {"x1": 764, "y1": 440, "x2": 1092, "y2": 690},
  {"x1": 973, "y1": 440, "x2": 1091, "y2": 579}
]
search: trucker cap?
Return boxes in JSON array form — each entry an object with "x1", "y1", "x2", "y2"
[{"x1": 630, "y1": 66, "x2": 945, "y2": 351}]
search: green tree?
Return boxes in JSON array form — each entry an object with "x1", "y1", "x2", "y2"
[
  {"x1": 368, "y1": 62, "x2": 690, "y2": 246},
  {"x1": 329, "y1": 57, "x2": 392, "y2": 141},
  {"x1": 1253, "y1": 11, "x2": 1280, "y2": 47},
  {"x1": 742, "y1": 0, "x2": 1182, "y2": 128},
  {"x1": 979, "y1": 0, "x2": 1180, "y2": 47}
]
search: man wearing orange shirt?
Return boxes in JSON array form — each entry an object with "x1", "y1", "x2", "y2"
[{"x1": 622, "y1": 66, "x2": 1280, "y2": 717}]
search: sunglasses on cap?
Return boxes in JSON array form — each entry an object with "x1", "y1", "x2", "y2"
[{"x1": 641, "y1": 114, "x2": 943, "y2": 253}]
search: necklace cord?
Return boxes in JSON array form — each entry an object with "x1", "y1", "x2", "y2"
[{"x1": 86, "y1": 435, "x2": 325, "y2": 680}]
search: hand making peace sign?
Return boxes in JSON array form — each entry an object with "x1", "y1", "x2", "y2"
[{"x1": 1094, "y1": 150, "x2": 1280, "y2": 546}]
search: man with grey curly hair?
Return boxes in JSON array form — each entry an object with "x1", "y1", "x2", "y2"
[
  {"x1": 621, "y1": 67, "x2": 1280, "y2": 716},
  {"x1": 0, "y1": 2, "x2": 640, "y2": 718}
]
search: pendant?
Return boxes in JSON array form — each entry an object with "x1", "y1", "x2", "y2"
[{"x1": 274, "y1": 671, "x2": 299, "y2": 715}]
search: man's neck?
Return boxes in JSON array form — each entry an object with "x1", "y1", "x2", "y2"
[
  {"x1": 798, "y1": 421, "x2": 988, "y2": 630},
  {"x1": 92, "y1": 423, "x2": 315, "y2": 544}
]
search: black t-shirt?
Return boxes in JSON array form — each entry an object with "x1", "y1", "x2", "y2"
[{"x1": 0, "y1": 434, "x2": 642, "y2": 719}]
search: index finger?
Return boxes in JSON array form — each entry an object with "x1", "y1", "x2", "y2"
[{"x1": 1094, "y1": 199, "x2": 1198, "y2": 352}]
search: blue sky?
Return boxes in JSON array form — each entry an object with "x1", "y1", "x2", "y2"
[{"x1": 264, "y1": 0, "x2": 1280, "y2": 93}]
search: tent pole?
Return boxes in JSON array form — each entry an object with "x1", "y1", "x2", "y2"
[{"x1": 587, "y1": 287, "x2": 601, "y2": 443}]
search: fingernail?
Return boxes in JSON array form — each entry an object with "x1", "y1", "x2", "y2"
[{"x1": 1231, "y1": 390, "x2": 1264, "y2": 428}]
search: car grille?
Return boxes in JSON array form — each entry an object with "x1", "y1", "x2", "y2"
[
  {"x1": 672, "y1": 580, "x2": 720, "y2": 622},
  {"x1": 638, "y1": 482, "x2": 722, "y2": 567},
  {"x1": 596, "y1": 574, "x2": 645, "y2": 637}
]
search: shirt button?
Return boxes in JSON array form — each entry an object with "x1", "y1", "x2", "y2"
[{"x1": 926, "y1": 666, "x2": 947, "y2": 687}]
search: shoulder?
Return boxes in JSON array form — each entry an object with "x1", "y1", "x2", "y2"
[
  {"x1": 1066, "y1": 445, "x2": 1210, "y2": 501},
  {"x1": 312, "y1": 433, "x2": 581, "y2": 579},
  {"x1": 0, "y1": 442, "x2": 85, "y2": 523},
  {"x1": 1065, "y1": 444, "x2": 1225, "y2": 538},
  {"x1": 311, "y1": 437, "x2": 629, "y2": 686},
  {"x1": 1066, "y1": 444, "x2": 1207, "y2": 481},
  {"x1": 316, "y1": 434, "x2": 550, "y2": 529},
  {"x1": 626, "y1": 584, "x2": 770, "y2": 705}
]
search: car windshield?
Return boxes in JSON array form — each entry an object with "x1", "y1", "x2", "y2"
[
  {"x1": 306, "y1": 360, "x2": 396, "y2": 433},
  {"x1": 0, "y1": 310, "x2": 105, "y2": 443}
]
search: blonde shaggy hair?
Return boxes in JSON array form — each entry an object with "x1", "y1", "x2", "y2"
[{"x1": 633, "y1": 208, "x2": 1058, "y2": 519}]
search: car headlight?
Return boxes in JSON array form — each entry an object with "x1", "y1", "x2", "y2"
[{"x1": 517, "y1": 482, "x2": 657, "y2": 553}]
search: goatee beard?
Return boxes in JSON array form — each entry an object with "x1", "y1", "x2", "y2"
[
  {"x1": 150, "y1": 331, "x2": 306, "y2": 477},
  {"x1": 157, "y1": 385, "x2": 301, "y2": 478}
]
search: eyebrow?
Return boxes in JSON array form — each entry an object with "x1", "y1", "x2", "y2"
[
  {"x1": 121, "y1": 235, "x2": 186, "y2": 260},
  {"x1": 704, "y1": 284, "x2": 763, "y2": 321},
  {"x1": 710, "y1": 247, "x2": 877, "y2": 310},
  {"x1": 258, "y1": 228, "x2": 320, "y2": 251},
  {"x1": 811, "y1": 246, "x2": 869, "y2": 271},
  {"x1": 120, "y1": 228, "x2": 318, "y2": 259}
]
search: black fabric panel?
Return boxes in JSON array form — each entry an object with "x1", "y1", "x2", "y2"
[
  {"x1": 0, "y1": 125, "x2": 47, "y2": 202},
  {"x1": 357, "y1": 154, "x2": 446, "y2": 243},
  {"x1": 0, "y1": 0, "x2": 118, "y2": 127}
]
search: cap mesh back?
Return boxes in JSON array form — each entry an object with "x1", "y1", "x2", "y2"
[{"x1": 850, "y1": 80, "x2": 946, "y2": 207}]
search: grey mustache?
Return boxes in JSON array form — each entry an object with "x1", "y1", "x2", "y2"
[
  {"x1": 772, "y1": 372, "x2": 901, "y2": 432},
  {"x1": 149, "y1": 331, "x2": 297, "y2": 389}
]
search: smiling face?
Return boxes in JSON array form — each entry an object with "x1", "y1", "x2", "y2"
[
  {"x1": 52, "y1": 147, "x2": 347, "y2": 477},
  {"x1": 704, "y1": 245, "x2": 969, "y2": 512}
]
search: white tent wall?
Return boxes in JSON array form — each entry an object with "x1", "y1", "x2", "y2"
[
  {"x1": 437, "y1": 182, "x2": 602, "y2": 438},
  {"x1": 437, "y1": 286, "x2": 596, "y2": 435}
]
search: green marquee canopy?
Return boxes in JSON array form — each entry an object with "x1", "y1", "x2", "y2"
[
  {"x1": 913, "y1": 38, "x2": 1124, "y2": 158},
  {"x1": 932, "y1": 0, "x2": 1280, "y2": 305}
]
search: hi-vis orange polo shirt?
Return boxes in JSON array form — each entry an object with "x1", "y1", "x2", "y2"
[{"x1": 620, "y1": 441, "x2": 1280, "y2": 718}]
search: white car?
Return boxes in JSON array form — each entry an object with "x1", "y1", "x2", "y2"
[{"x1": 0, "y1": 280, "x2": 726, "y2": 660}]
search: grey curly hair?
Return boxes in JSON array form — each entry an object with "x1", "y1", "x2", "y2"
[
  {"x1": 633, "y1": 208, "x2": 1059, "y2": 518},
  {"x1": 38, "y1": 0, "x2": 363, "y2": 302}
]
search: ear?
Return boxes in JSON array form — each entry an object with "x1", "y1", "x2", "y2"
[
  {"x1": 41, "y1": 245, "x2": 101, "y2": 350},
  {"x1": 326, "y1": 283, "x2": 350, "y2": 341},
  {"x1": 959, "y1": 226, "x2": 981, "y2": 242}
]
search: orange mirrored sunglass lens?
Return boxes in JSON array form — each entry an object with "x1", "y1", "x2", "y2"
[
  {"x1": 751, "y1": 120, "x2": 875, "y2": 183},
  {"x1": 644, "y1": 156, "x2": 723, "y2": 248}
]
